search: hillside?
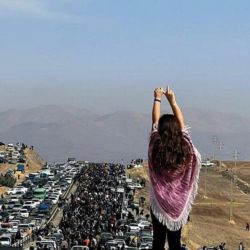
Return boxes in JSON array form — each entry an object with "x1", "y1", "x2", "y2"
[
  {"x1": 128, "y1": 162, "x2": 250, "y2": 250},
  {"x1": 0, "y1": 146, "x2": 45, "y2": 195}
]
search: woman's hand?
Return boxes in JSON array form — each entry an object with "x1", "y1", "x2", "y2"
[
  {"x1": 165, "y1": 86, "x2": 176, "y2": 106},
  {"x1": 154, "y1": 87, "x2": 165, "y2": 100}
]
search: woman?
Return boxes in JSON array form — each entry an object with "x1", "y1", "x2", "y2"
[{"x1": 148, "y1": 86, "x2": 201, "y2": 250}]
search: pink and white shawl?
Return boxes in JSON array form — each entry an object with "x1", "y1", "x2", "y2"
[{"x1": 148, "y1": 126, "x2": 201, "y2": 231}]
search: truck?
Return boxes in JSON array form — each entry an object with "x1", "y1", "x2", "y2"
[{"x1": 17, "y1": 164, "x2": 25, "y2": 172}]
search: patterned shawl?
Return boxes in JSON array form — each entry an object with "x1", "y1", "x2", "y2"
[{"x1": 148, "y1": 126, "x2": 201, "y2": 231}]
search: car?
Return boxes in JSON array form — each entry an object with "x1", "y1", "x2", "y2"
[
  {"x1": 128, "y1": 223, "x2": 140, "y2": 232},
  {"x1": 9, "y1": 195, "x2": 19, "y2": 203},
  {"x1": 22, "y1": 205, "x2": 33, "y2": 212},
  {"x1": 15, "y1": 191, "x2": 25, "y2": 198},
  {"x1": 6, "y1": 189, "x2": 17, "y2": 195},
  {"x1": 53, "y1": 188, "x2": 62, "y2": 195},
  {"x1": 18, "y1": 156, "x2": 26, "y2": 163},
  {"x1": 100, "y1": 232, "x2": 113, "y2": 244},
  {"x1": 9, "y1": 212, "x2": 21, "y2": 220},
  {"x1": 65, "y1": 179, "x2": 72, "y2": 184},
  {"x1": 20, "y1": 209, "x2": 29, "y2": 218},
  {"x1": 23, "y1": 201, "x2": 36, "y2": 209},
  {"x1": 12, "y1": 204, "x2": 23, "y2": 212},
  {"x1": 202, "y1": 160, "x2": 215, "y2": 167},
  {"x1": 0, "y1": 151, "x2": 6, "y2": 158},
  {"x1": 38, "y1": 240, "x2": 57, "y2": 250},
  {"x1": 48, "y1": 232, "x2": 64, "y2": 243},
  {"x1": 0, "y1": 157, "x2": 6, "y2": 164},
  {"x1": 43, "y1": 199, "x2": 53, "y2": 207},
  {"x1": 9, "y1": 220, "x2": 21, "y2": 228},
  {"x1": 22, "y1": 191, "x2": 33, "y2": 200},
  {"x1": 18, "y1": 224, "x2": 31, "y2": 232},
  {"x1": 48, "y1": 196, "x2": 59, "y2": 205},
  {"x1": 8, "y1": 158, "x2": 17, "y2": 164},
  {"x1": 44, "y1": 184, "x2": 52, "y2": 191},
  {"x1": 138, "y1": 221, "x2": 151, "y2": 229},
  {"x1": 139, "y1": 242, "x2": 152, "y2": 250},
  {"x1": 140, "y1": 236, "x2": 153, "y2": 244},
  {"x1": 127, "y1": 183, "x2": 142, "y2": 189},
  {"x1": 15, "y1": 185, "x2": 28, "y2": 192},
  {"x1": 107, "y1": 239, "x2": 126, "y2": 249},
  {"x1": 0, "y1": 234, "x2": 12, "y2": 246},
  {"x1": 6, "y1": 201, "x2": 16, "y2": 209},
  {"x1": 7, "y1": 144, "x2": 14, "y2": 152},
  {"x1": 28, "y1": 222, "x2": 38, "y2": 231},
  {"x1": 71, "y1": 246, "x2": 89, "y2": 250},
  {"x1": 140, "y1": 229, "x2": 153, "y2": 237},
  {"x1": 12, "y1": 151, "x2": 20, "y2": 159},
  {"x1": 32, "y1": 198, "x2": 41, "y2": 207},
  {"x1": 21, "y1": 180, "x2": 34, "y2": 188}
]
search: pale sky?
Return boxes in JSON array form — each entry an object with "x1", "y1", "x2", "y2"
[{"x1": 0, "y1": 0, "x2": 249, "y2": 115}]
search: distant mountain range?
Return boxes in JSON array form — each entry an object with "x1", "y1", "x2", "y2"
[{"x1": 0, "y1": 105, "x2": 249, "y2": 162}]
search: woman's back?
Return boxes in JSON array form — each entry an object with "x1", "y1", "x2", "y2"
[{"x1": 148, "y1": 87, "x2": 201, "y2": 250}]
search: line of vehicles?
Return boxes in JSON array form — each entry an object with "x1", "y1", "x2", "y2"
[
  {"x1": 0, "y1": 143, "x2": 27, "y2": 164},
  {"x1": 0, "y1": 161, "x2": 83, "y2": 247}
]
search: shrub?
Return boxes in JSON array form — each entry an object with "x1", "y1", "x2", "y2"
[{"x1": 0, "y1": 174, "x2": 16, "y2": 188}]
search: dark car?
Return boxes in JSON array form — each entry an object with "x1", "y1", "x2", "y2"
[
  {"x1": 0, "y1": 211, "x2": 9, "y2": 221},
  {"x1": 100, "y1": 232, "x2": 113, "y2": 245},
  {"x1": 22, "y1": 191, "x2": 33, "y2": 200}
]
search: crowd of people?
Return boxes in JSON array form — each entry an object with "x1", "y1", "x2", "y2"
[{"x1": 58, "y1": 163, "x2": 141, "y2": 249}]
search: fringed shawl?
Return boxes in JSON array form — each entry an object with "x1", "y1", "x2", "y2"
[{"x1": 148, "y1": 126, "x2": 201, "y2": 231}]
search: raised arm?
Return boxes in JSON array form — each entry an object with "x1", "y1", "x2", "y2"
[
  {"x1": 152, "y1": 88, "x2": 165, "y2": 131},
  {"x1": 165, "y1": 86, "x2": 185, "y2": 130}
]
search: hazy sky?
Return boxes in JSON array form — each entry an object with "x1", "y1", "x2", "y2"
[{"x1": 0, "y1": 0, "x2": 249, "y2": 115}]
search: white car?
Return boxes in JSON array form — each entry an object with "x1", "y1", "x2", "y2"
[
  {"x1": 12, "y1": 151, "x2": 20, "y2": 159},
  {"x1": 39, "y1": 240, "x2": 57, "y2": 250},
  {"x1": 16, "y1": 185, "x2": 28, "y2": 191},
  {"x1": 49, "y1": 196, "x2": 59, "y2": 205},
  {"x1": 0, "y1": 234, "x2": 12, "y2": 246},
  {"x1": 127, "y1": 183, "x2": 142, "y2": 190},
  {"x1": 32, "y1": 198, "x2": 41, "y2": 207},
  {"x1": 20, "y1": 209, "x2": 29, "y2": 218},
  {"x1": 202, "y1": 160, "x2": 215, "y2": 167},
  {"x1": 24, "y1": 201, "x2": 36, "y2": 209},
  {"x1": 65, "y1": 177, "x2": 72, "y2": 184},
  {"x1": 53, "y1": 188, "x2": 62, "y2": 195},
  {"x1": 9, "y1": 196, "x2": 19, "y2": 203},
  {"x1": 7, "y1": 189, "x2": 17, "y2": 195},
  {"x1": 128, "y1": 223, "x2": 140, "y2": 232},
  {"x1": 138, "y1": 221, "x2": 151, "y2": 229}
]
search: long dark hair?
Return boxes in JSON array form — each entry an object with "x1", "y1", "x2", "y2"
[{"x1": 152, "y1": 114, "x2": 191, "y2": 174}]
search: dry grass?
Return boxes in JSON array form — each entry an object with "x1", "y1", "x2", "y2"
[{"x1": 128, "y1": 162, "x2": 250, "y2": 250}]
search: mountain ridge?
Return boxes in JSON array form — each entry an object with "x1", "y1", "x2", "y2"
[{"x1": 0, "y1": 105, "x2": 249, "y2": 162}]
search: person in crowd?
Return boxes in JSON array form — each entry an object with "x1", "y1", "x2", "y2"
[
  {"x1": 148, "y1": 86, "x2": 201, "y2": 250},
  {"x1": 239, "y1": 242, "x2": 244, "y2": 250}
]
